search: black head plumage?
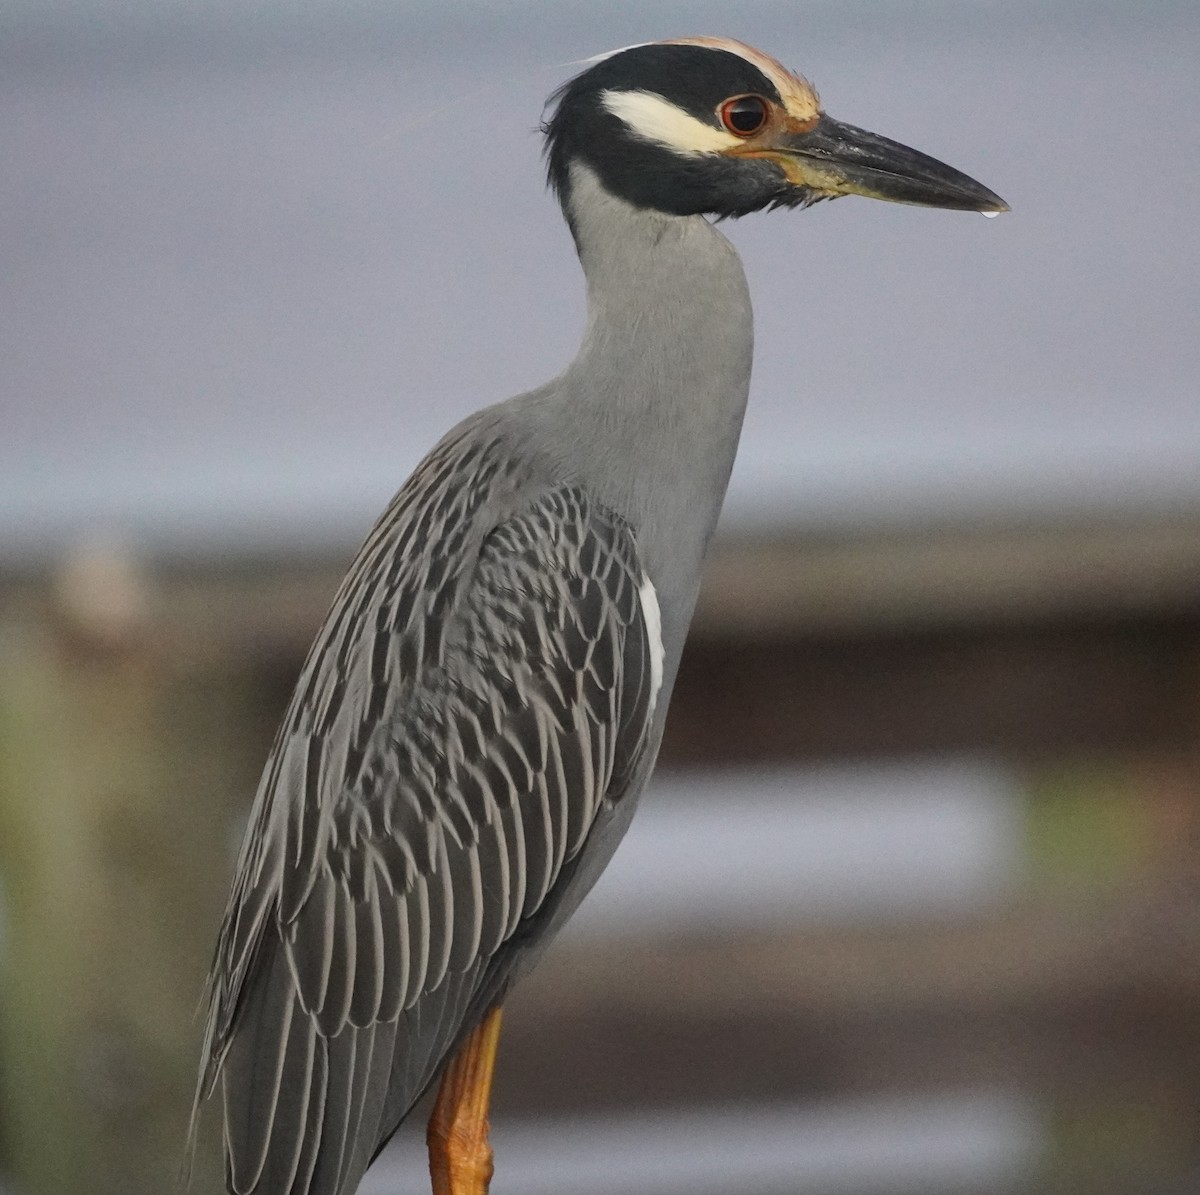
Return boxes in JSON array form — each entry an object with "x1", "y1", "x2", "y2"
[{"x1": 542, "y1": 43, "x2": 818, "y2": 220}]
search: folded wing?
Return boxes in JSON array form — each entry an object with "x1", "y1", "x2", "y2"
[{"x1": 194, "y1": 460, "x2": 658, "y2": 1195}]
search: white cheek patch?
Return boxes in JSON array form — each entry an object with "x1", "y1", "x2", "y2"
[
  {"x1": 637, "y1": 574, "x2": 665, "y2": 715},
  {"x1": 600, "y1": 88, "x2": 740, "y2": 156}
]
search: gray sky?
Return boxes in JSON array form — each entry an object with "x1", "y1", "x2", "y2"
[{"x1": 3, "y1": 1, "x2": 1198, "y2": 560}]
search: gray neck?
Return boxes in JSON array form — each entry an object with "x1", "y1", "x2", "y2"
[{"x1": 530, "y1": 165, "x2": 754, "y2": 637}]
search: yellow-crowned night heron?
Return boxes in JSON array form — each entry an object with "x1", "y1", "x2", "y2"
[{"x1": 191, "y1": 37, "x2": 1006, "y2": 1195}]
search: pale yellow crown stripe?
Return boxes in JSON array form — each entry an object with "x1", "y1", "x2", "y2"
[
  {"x1": 599, "y1": 88, "x2": 741, "y2": 155},
  {"x1": 664, "y1": 36, "x2": 821, "y2": 120}
]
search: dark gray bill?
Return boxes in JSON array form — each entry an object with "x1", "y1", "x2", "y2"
[{"x1": 780, "y1": 113, "x2": 1008, "y2": 212}]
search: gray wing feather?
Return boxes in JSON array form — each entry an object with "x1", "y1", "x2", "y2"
[{"x1": 194, "y1": 428, "x2": 656, "y2": 1195}]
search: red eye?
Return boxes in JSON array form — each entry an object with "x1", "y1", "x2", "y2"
[{"x1": 719, "y1": 95, "x2": 769, "y2": 136}]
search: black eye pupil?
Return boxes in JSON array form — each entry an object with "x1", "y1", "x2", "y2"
[{"x1": 725, "y1": 97, "x2": 766, "y2": 133}]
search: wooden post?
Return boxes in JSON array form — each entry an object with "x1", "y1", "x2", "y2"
[{"x1": 0, "y1": 545, "x2": 270, "y2": 1194}]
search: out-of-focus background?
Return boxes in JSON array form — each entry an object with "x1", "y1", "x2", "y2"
[{"x1": 2, "y1": 1, "x2": 1199, "y2": 1192}]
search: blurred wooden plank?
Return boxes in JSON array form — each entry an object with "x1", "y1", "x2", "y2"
[
  {"x1": 6, "y1": 511, "x2": 1200, "y2": 656},
  {"x1": 496, "y1": 892, "x2": 1200, "y2": 1117},
  {"x1": 664, "y1": 615, "x2": 1200, "y2": 763},
  {"x1": 496, "y1": 981, "x2": 1200, "y2": 1125},
  {"x1": 695, "y1": 514, "x2": 1200, "y2": 636},
  {"x1": 522, "y1": 895, "x2": 1200, "y2": 1026}
]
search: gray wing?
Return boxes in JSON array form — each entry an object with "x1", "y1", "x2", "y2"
[{"x1": 193, "y1": 433, "x2": 659, "y2": 1195}]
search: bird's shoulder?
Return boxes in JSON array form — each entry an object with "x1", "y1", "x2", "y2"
[{"x1": 288, "y1": 408, "x2": 644, "y2": 761}]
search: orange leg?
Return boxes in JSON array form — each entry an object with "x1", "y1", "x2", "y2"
[{"x1": 427, "y1": 1006, "x2": 505, "y2": 1195}]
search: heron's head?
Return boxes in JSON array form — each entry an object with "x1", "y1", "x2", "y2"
[{"x1": 544, "y1": 38, "x2": 1007, "y2": 220}]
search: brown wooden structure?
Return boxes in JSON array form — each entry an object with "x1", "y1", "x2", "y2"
[{"x1": 1, "y1": 510, "x2": 1198, "y2": 1194}]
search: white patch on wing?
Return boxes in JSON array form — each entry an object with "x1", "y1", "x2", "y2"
[
  {"x1": 600, "y1": 89, "x2": 740, "y2": 156},
  {"x1": 637, "y1": 574, "x2": 664, "y2": 715}
]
